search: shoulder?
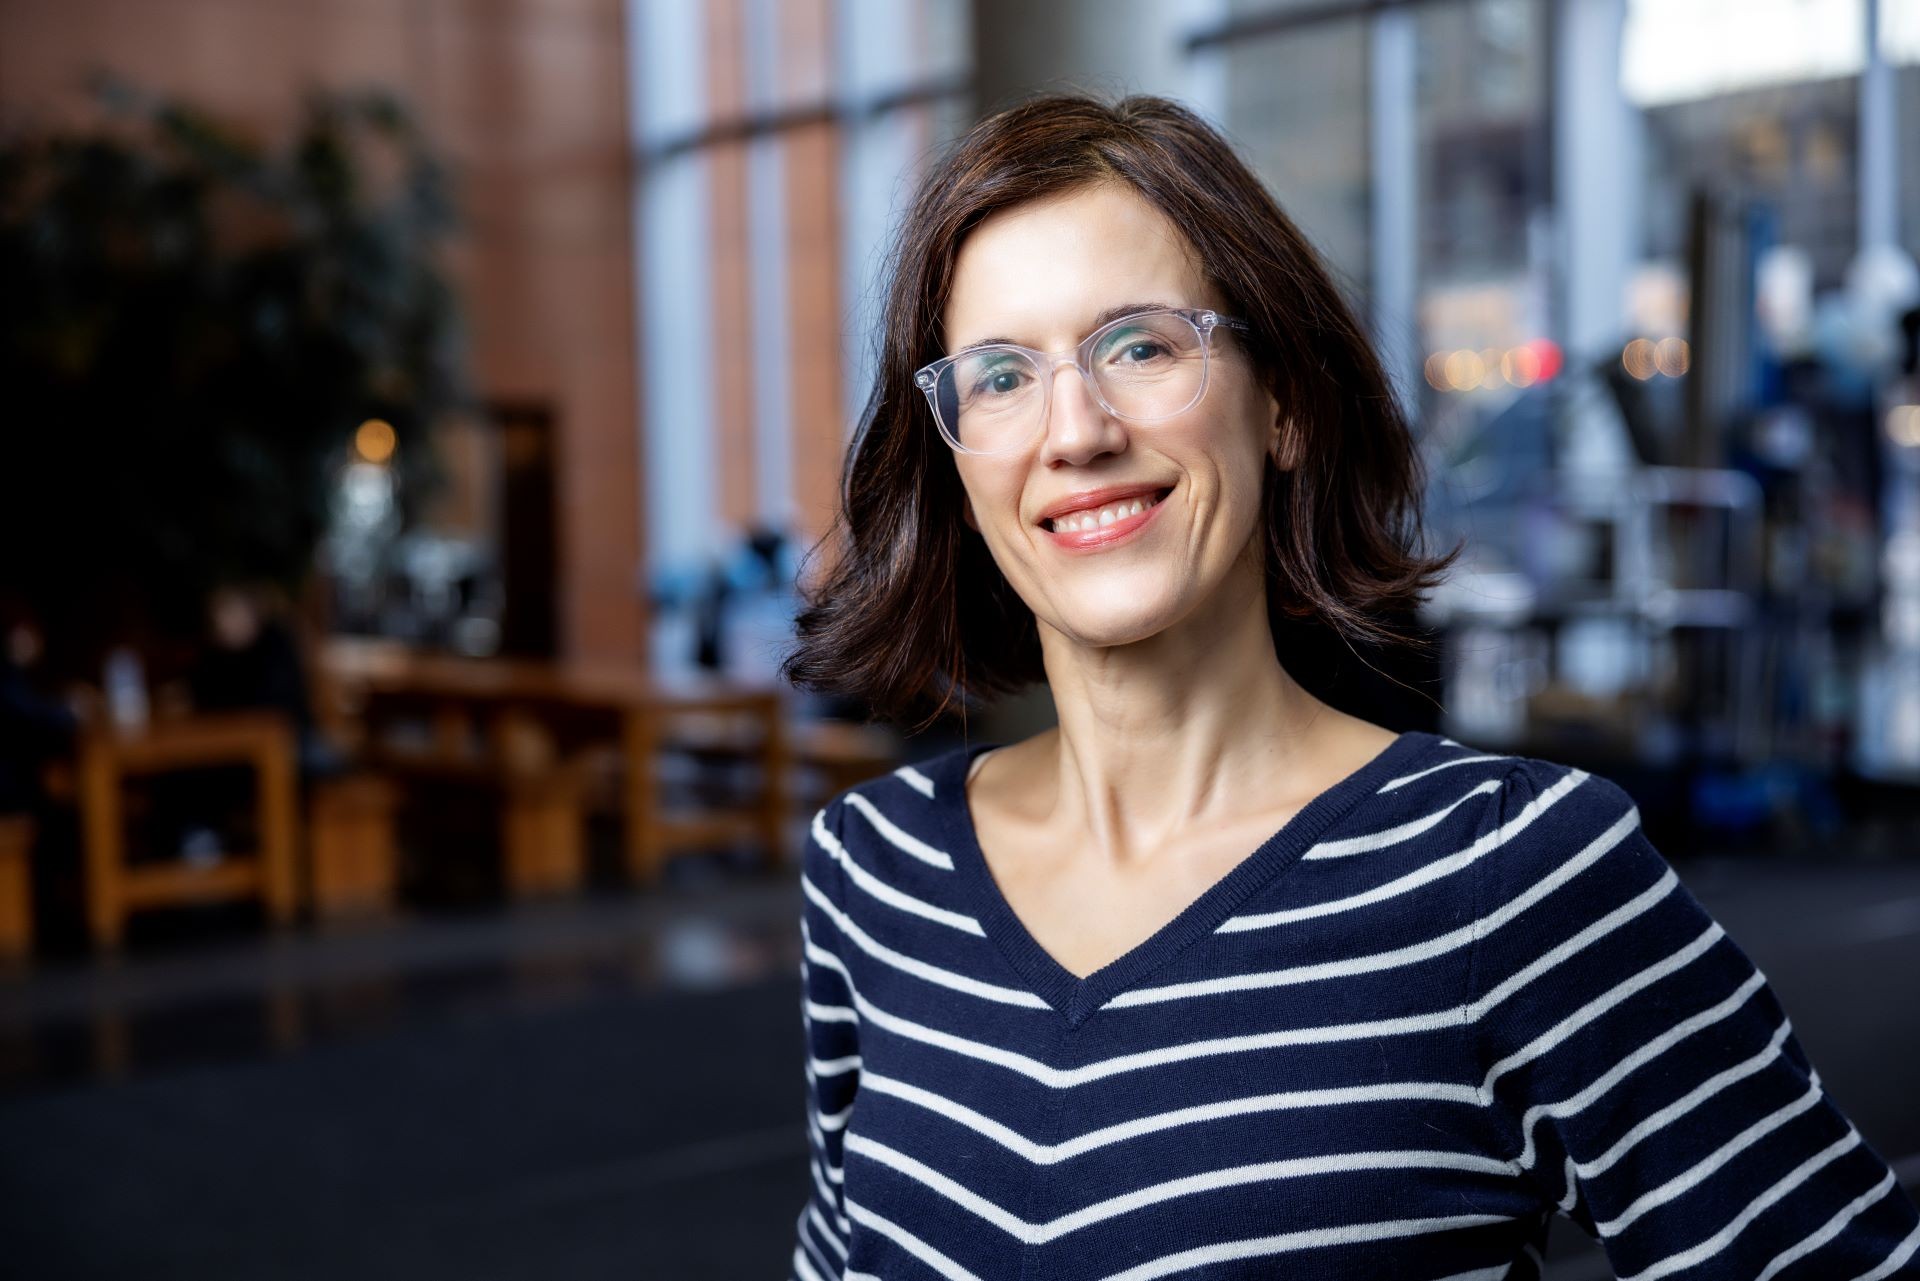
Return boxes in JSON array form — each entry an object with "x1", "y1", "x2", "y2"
[
  {"x1": 1478, "y1": 748, "x2": 1643, "y2": 847},
  {"x1": 1355, "y1": 734, "x2": 1652, "y2": 898},
  {"x1": 1460, "y1": 744, "x2": 1669, "y2": 913},
  {"x1": 801, "y1": 740, "x2": 977, "y2": 895}
]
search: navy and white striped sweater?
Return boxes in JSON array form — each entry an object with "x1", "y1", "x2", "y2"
[{"x1": 789, "y1": 729, "x2": 1920, "y2": 1280}]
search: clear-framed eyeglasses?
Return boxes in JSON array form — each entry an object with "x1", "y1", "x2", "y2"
[{"x1": 913, "y1": 306, "x2": 1252, "y2": 456}]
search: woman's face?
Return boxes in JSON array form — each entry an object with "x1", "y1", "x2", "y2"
[{"x1": 941, "y1": 180, "x2": 1286, "y2": 653}]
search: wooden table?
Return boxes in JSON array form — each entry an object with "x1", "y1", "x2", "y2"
[
  {"x1": 77, "y1": 711, "x2": 299, "y2": 948},
  {"x1": 318, "y1": 638, "x2": 789, "y2": 887}
]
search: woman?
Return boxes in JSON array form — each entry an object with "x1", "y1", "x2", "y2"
[{"x1": 780, "y1": 94, "x2": 1919, "y2": 1280}]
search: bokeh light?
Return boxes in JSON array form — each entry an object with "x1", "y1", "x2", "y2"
[
  {"x1": 355, "y1": 418, "x2": 397, "y2": 464},
  {"x1": 1655, "y1": 336, "x2": 1691, "y2": 377},
  {"x1": 1888, "y1": 404, "x2": 1920, "y2": 449},
  {"x1": 1623, "y1": 337, "x2": 1659, "y2": 380}
]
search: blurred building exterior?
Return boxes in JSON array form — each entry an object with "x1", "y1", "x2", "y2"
[
  {"x1": 4, "y1": 4, "x2": 1920, "y2": 1277},
  {"x1": 0, "y1": 0, "x2": 647, "y2": 663},
  {"x1": 4, "y1": 0, "x2": 1919, "y2": 811}
]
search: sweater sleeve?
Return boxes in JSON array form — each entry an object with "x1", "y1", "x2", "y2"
[
  {"x1": 1468, "y1": 760, "x2": 1920, "y2": 1280},
  {"x1": 788, "y1": 794, "x2": 860, "y2": 1281}
]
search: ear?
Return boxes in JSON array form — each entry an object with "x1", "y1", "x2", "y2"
[
  {"x1": 1266, "y1": 398, "x2": 1299, "y2": 471},
  {"x1": 961, "y1": 492, "x2": 979, "y2": 532}
]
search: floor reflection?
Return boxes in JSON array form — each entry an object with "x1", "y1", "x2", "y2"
[{"x1": 0, "y1": 851, "x2": 803, "y2": 1095}]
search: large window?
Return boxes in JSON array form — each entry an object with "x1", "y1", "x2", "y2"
[
  {"x1": 627, "y1": 3, "x2": 967, "y2": 594},
  {"x1": 627, "y1": 0, "x2": 969, "y2": 674},
  {"x1": 1219, "y1": 14, "x2": 1373, "y2": 303},
  {"x1": 1413, "y1": 0, "x2": 1549, "y2": 368}
]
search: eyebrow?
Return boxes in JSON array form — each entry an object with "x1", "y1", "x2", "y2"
[{"x1": 951, "y1": 300, "x2": 1177, "y2": 357}]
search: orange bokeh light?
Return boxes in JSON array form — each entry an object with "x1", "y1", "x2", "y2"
[{"x1": 355, "y1": 418, "x2": 397, "y2": 464}]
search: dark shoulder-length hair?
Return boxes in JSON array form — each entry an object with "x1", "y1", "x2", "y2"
[{"x1": 781, "y1": 92, "x2": 1461, "y2": 732}]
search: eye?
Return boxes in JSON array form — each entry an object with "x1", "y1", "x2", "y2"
[
  {"x1": 965, "y1": 357, "x2": 1032, "y2": 398},
  {"x1": 1098, "y1": 325, "x2": 1175, "y2": 367}
]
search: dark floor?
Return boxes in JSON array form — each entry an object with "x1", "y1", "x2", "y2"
[{"x1": 1, "y1": 841, "x2": 1917, "y2": 1279}]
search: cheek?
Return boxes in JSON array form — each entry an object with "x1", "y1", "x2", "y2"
[{"x1": 954, "y1": 464, "x2": 1021, "y2": 545}]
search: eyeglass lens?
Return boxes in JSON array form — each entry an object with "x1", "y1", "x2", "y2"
[{"x1": 932, "y1": 311, "x2": 1210, "y2": 453}]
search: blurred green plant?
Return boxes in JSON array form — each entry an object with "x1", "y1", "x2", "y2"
[{"x1": 0, "y1": 77, "x2": 468, "y2": 670}]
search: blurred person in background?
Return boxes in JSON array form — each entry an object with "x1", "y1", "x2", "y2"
[
  {"x1": 777, "y1": 92, "x2": 1920, "y2": 1280},
  {"x1": 152, "y1": 583, "x2": 340, "y2": 864}
]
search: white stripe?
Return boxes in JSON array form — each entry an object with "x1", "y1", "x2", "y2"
[
  {"x1": 808, "y1": 1052, "x2": 861, "y2": 1079},
  {"x1": 805, "y1": 1198, "x2": 849, "y2": 1263},
  {"x1": 1756, "y1": 1168, "x2": 1900, "y2": 1281},
  {"x1": 1515, "y1": 971, "x2": 1775, "y2": 1172},
  {"x1": 894, "y1": 764, "x2": 935, "y2": 798},
  {"x1": 1477, "y1": 920, "x2": 1726, "y2": 1095},
  {"x1": 801, "y1": 916, "x2": 856, "y2": 991},
  {"x1": 808, "y1": 1153, "x2": 848, "y2": 1235},
  {"x1": 844, "y1": 791, "x2": 953, "y2": 869},
  {"x1": 1378, "y1": 752, "x2": 1513, "y2": 793},
  {"x1": 846, "y1": 1198, "x2": 986, "y2": 1281},
  {"x1": 1559, "y1": 990, "x2": 1781, "y2": 1183},
  {"x1": 1614, "y1": 1128, "x2": 1863, "y2": 1281},
  {"x1": 823, "y1": 953, "x2": 1465, "y2": 1087},
  {"x1": 845, "y1": 1132, "x2": 1510, "y2": 1242},
  {"x1": 1120, "y1": 803, "x2": 1647, "y2": 1008},
  {"x1": 803, "y1": 873, "x2": 1049, "y2": 1008},
  {"x1": 1595, "y1": 1076, "x2": 1825, "y2": 1235},
  {"x1": 793, "y1": 1241, "x2": 830, "y2": 1281},
  {"x1": 1095, "y1": 1211, "x2": 1511, "y2": 1281},
  {"x1": 804, "y1": 997, "x2": 859, "y2": 1028},
  {"x1": 1850, "y1": 1218, "x2": 1920, "y2": 1281},
  {"x1": 1303, "y1": 778, "x2": 1504, "y2": 859},
  {"x1": 1221, "y1": 767, "x2": 1588, "y2": 932},
  {"x1": 808, "y1": 1118, "x2": 846, "y2": 1187},
  {"x1": 803, "y1": 917, "x2": 1707, "y2": 1091},
  {"x1": 857, "y1": 1069, "x2": 1483, "y2": 1164},
  {"x1": 813, "y1": 809, "x2": 983, "y2": 935}
]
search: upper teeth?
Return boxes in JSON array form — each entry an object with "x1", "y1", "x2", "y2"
[{"x1": 1047, "y1": 493, "x2": 1160, "y2": 533}]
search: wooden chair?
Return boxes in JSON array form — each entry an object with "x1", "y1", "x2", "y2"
[
  {"x1": 305, "y1": 773, "x2": 401, "y2": 919},
  {"x1": 76, "y1": 712, "x2": 298, "y2": 949},
  {"x1": 376, "y1": 757, "x2": 589, "y2": 899}
]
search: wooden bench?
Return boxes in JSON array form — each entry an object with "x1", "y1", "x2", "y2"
[
  {"x1": 77, "y1": 712, "x2": 298, "y2": 949},
  {"x1": 0, "y1": 815, "x2": 33, "y2": 961},
  {"x1": 321, "y1": 639, "x2": 788, "y2": 892},
  {"x1": 306, "y1": 773, "x2": 401, "y2": 919},
  {"x1": 359, "y1": 741, "x2": 589, "y2": 900}
]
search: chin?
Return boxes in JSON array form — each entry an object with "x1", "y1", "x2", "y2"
[{"x1": 1043, "y1": 588, "x2": 1188, "y2": 649}]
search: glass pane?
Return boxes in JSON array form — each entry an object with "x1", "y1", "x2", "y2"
[
  {"x1": 1640, "y1": 75, "x2": 1860, "y2": 292},
  {"x1": 1415, "y1": 0, "x2": 1547, "y2": 300},
  {"x1": 1894, "y1": 42, "x2": 1920, "y2": 260},
  {"x1": 1221, "y1": 17, "x2": 1372, "y2": 301}
]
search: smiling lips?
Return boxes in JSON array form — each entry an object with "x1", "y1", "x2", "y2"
[{"x1": 1039, "y1": 486, "x2": 1173, "y2": 549}]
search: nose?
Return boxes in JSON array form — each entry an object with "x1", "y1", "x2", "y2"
[{"x1": 1038, "y1": 358, "x2": 1128, "y2": 467}]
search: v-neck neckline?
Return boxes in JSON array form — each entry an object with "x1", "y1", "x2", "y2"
[{"x1": 932, "y1": 729, "x2": 1440, "y2": 1027}]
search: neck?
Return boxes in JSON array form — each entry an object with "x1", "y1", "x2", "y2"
[{"x1": 1029, "y1": 559, "x2": 1339, "y2": 867}]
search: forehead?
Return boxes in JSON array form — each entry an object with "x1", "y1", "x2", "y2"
[{"x1": 942, "y1": 181, "x2": 1211, "y2": 352}]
